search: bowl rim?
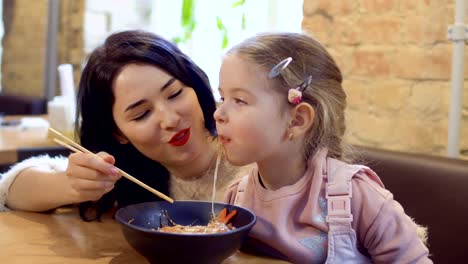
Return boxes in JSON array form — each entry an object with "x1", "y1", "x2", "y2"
[{"x1": 115, "y1": 200, "x2": 257, "y2": 237}]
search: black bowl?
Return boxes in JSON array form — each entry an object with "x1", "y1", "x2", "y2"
[{"x1": 115, "y1": 200, "x2": 256, "y2": 264}]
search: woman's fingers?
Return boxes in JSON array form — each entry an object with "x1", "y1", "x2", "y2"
[
  {"x1": 66, "y1": 151, "x2": 121, "y2": 201},
  {"x1": 67, "y1": 164, "x2": 117, "y2": 181},
  {"x1": 97, "y1": 151, "x2": 116, "y2": 165},
  {"x1": 73, "y1": 185, "x2": 115, "y2": 202},
  {"x1": 67, "y1": 152, "x2": 120, "y2": 179},
  {"x1": 70, "y1": 177, "x2": 115, "y2": 190},
  {"x1": 68, "y1": 176, "x2": 117, "y2": 201}
]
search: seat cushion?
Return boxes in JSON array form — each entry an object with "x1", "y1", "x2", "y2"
[{"x1": 0, "y1": 94, "x2": 47, "y2": 115}]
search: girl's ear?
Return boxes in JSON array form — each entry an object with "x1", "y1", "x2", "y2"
[
  {"x1": 113, "y1": 130, "x2": 129, "y2": 144},
  {"x1": 288, "y1": 102, "x2": 315, "y2": 138}
]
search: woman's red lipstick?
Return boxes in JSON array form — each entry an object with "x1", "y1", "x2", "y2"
[{"x1": 168, "y1": 128, "x2": 190, "y2": 146}]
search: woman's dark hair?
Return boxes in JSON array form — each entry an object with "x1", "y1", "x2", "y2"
[{"x1": 76, "y1": 30, "x2": 217, "y2": 221}]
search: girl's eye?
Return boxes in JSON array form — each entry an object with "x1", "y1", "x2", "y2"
[
  {"x1": 168, "y1": 89, "x2": 183, "y2": 99},
  {"x1": 133, "y1": 110, "x2": 150, "y2": 121},
  {"x1": 234, "y1": 98, "x2": 247, "y2": 105}
]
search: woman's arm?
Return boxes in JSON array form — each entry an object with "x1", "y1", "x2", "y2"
[
  {"x1": 6, "y1": 167, "x2": 79, "y2": 211},
  {"x1": 2, "y1": 152, "x2": 121, "y2": 212},
  {"x1": 1, "y1": 155, "x2": 70, "y2": 212}
]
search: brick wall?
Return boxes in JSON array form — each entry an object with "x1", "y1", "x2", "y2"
[
  {"x1": 1, "y1": 0, "x2": 47, "y2": 97},
  {"x1": 57, "y1": 0, "x2": 85, "y2": 96},
  {"x1": 302, "y1": 0, "x2": 468, "y2": 158},
  {"x1": 1, "y1": 0, "x2": 84, "y2": 98}
]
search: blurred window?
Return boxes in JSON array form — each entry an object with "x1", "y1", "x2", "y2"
[{"x1": 84, "y1": 0, "x2": 303, "y2": 99}]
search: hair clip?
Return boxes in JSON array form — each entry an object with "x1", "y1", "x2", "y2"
[
  {"x1": 268, "y1": 58, "x2": 312, "y2": 105},
  {"x1": 288, "y1": 75, "x2": 313, "y2": 105},
  {"x1": 268, "y1": 57, "x2": 292, "y2": 79},
  {"x1": 288, "y1": 89, "x2": 302, "y2": 105}
]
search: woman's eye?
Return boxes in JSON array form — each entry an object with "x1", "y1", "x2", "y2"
[
  {"x1": 168, "y1": 89, "x2": 183, "y2": 99},
  {"x1": 133, "y1": 110, "x2": 150, "y2": 121}
]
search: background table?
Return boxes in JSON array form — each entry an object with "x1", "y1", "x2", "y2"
[
  {"x1": 0, "y1": 208, "x2": 288, "y2": 264},
  {"x1": 0, "y1": 115, "x2": 69, "y2": 168}
]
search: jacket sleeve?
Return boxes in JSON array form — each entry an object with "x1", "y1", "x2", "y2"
[
  {"x1": 0, "y1": 155, "x2": 68, "y2": 212},
  {"x1": 351, "y1": 171, "x2": 432, "y2": 264}
]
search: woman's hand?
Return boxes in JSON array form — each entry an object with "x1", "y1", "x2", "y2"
[{"x1": 66, "y1": 152, "x2": 121, "y2": 202}]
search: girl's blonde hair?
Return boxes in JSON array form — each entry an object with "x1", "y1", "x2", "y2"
[{"x1": 227, "y1": 32, "x2": 351, "y2": 162}]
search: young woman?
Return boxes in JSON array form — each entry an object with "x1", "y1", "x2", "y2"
[
  {"x1": 215, "y1": 32, "x2": 431, "y2": 263},
  {"x1": 0, "y1": 30, "x2": 250, "y2": 221}
]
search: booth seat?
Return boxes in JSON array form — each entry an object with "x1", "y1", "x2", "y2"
[
  {"x1": 355, "y1": 145, "x2": 468, "y2": 264},
  {"x1": 0, "y1": 94, "x2": 47, "y2": 115}
]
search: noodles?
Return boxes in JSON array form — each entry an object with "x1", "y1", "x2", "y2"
[
  {"x1": 158, "y1": 220, "x2": 232, "y2": 234},
  {"x1": 211, "y1": 153, "x2": 222, "y2": 218},
  {"x1": 157, "y1": 207, "x2": 238, "y2": 234},
  {"x1": 156, "y1": 152, "x2": 232, "y2": 235}
]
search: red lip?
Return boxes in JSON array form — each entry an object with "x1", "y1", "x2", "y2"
[
  {"x1": 168, "y1": 128, "x2": 190, "y2": 146},
  {"x1": 218, "y1": 135, "x2": 231, "y2": 145}
]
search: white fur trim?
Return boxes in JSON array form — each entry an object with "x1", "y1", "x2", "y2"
[
  {"x1": 169, "y1": 157, "x2": 253, "y2": 201},
  {"x1": 413, "y1": 217, "x2": 428, "y2": 246},
  {"x1": 0, "y1": 155, "x2": 68, "y2": 212}
]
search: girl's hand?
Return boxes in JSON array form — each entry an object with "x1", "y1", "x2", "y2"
[{"x1": 65, "y1": 151, "x2": 121, "y2": 202}]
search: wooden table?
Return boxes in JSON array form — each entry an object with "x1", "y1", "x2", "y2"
[
  {"x1": 0, "y1": 115, "x2": 58, "y2": 165},
  {"x1": 0, "y1": 208, "x2": 288, "y2": 264}
]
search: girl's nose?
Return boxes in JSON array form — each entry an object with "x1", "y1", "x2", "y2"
[{"x1": 213, "y1": 106, "x2": 226, "y2": 124}]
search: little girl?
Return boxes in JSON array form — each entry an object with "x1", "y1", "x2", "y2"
[{"x1": 214, "y1": 32, "x2": 432, "y2": 263}]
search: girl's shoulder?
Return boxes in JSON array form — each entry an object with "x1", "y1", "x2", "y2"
[
  {"x1": 326, "y1": 156, "x2": 389, "y2": 199},
  {"x1": 351, "y1": 169, "x2": 391, "y2": 199},
  {"x1": 223, "y1": 167, "x2": 255, "y2": 205},
  {"x1": 225, "y1": 172, "x2": 251, "y2": 195}
]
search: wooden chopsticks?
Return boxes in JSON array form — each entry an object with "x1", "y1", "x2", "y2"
[{"x1": 49, "y1": 127, "x2": 174, "y2": 203}]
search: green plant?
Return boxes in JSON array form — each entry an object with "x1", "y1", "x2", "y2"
[
  {"x1": 231, "y1": 0, "x2": 246, "y2": 29},
  {"x1": 172, "y1": 0, "x2": 196, "y2": 45},
  {"x1": 172, "y1": 0, "x2": 246, "y2": 49},
  {"x1": 217, "y1": 0, "x2": 246, "y2": 49},
  {"x1": 216, "y1": 16, "x2": 228, "y2": 49}
]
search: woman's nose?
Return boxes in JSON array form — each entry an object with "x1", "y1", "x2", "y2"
[{"x1": 156, "y1": 104, "x2": 180, "y2": 129}]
